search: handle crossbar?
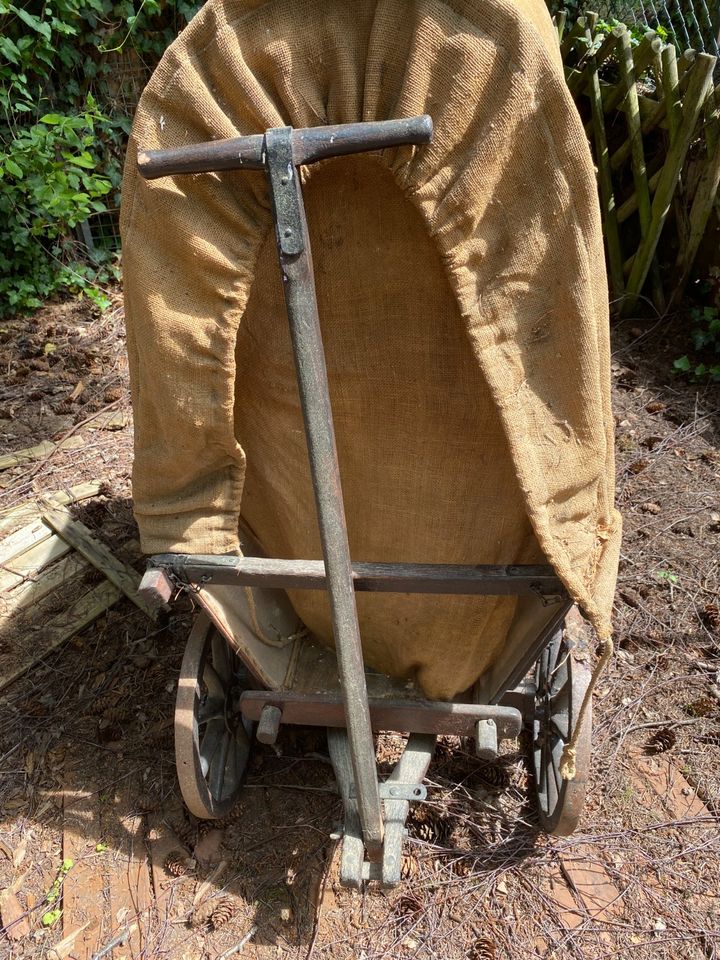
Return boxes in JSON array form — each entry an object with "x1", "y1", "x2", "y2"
[{"x1": 137, "y1": 115, "x2": 433, "y2": 180}]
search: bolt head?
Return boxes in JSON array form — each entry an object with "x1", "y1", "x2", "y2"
[{"x1": 283, "y1": 227, "x2": 293, "y2": 237}]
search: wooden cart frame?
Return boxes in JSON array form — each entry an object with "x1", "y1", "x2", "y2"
[{"x1": 137, "y1": 117, "x2": 592, "y2": 888}]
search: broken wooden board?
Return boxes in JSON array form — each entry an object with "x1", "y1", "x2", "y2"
[
  {"x1": 541, "y1": 843, "x2": 624, "y2": 957},
  {"x1": 0, "y1": 531, "x2": 71, "y2": 592},
  {"x1": 0, "y1": 580, "x2": 121, "y2": 695},
  {"x1": 0, "y1": 436, "x2": 85, "y2": 472},
  {"x1": 102, "y1": 781, "x2": 153, "y2": 957},
  {"x1": 147, "y1": 807, "x2": 191, "y2": 929},
  {"x1": 85, "y1": 410, "x2": 129, "y2": 432},
  {"x1": 0, "y1": 552, "x2": 91, "y2": 619},
  {"x1": 42, "y1": 507, "x2": 157, "y2": 621},
  {"x1": 0, "y1": 517, "x2": 54, "y2": 567},
  {"x1": 0, "y1": 483, "x2": 101, "y2": 541}
]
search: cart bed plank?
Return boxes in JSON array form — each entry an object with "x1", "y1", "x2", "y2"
[{"x1": 287, "y1": 633, "x2": 422, "y2": 699}]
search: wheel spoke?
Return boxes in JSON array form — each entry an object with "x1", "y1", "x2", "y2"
[
  {"x1": 547, "y1": 631, "x2": 562, "y2": 674},
  {"x1": 199, "y1": 718, "x2": 225, "y2": 777},
  {"x1": 539, "y1": 734, "x2": 548, "y2": 798},
  {"x1": 550, "y1": 736, "x2": 563, "y2": 798},
  {"x1": 197, "y1": 694, "x2": 225, "y2": 724},
  {"x1": 208, "y1": 730, "x2": 231, "y2": 799},
  {"x1": 202, "y1": 662, "x2": 227, "y2": 702},
  {"x1": 549, "y1": 710, "x2": 570, "y2": 742},
  {"x1": 550, "y1": 667, "x2": 570, "y2": 702},
  {"x1": 211, "y1": 632, "x2": 232, "y2": 687}
]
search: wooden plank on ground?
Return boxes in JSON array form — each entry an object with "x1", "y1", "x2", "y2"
[
  {"x1": 0, "y1": 552, "x2": 91, "y2": 614},
  {"x1": 0, "y1": 436, "x2": 85, "y2": 471},
  {"x1": 0, "y1": 579, "x2": 121, "y2": 694},
  {"x1": 0, "y1": 482, "x2": 102, "y2": 541},
  {"x1": 543, "y1": 847, "x2": 623, "y2": 956},
  {"x1": 0, "y1": 518, "x2": 53, "y2": 566},
  {"x1": 0, "y1": 533, "x2": 71, "y2": 592},
  {"x1": 42, "y1": 507, "x2": 157, "y2": 621},
  {"x1": 62, "y1": 780, "x2": 106, "y2": 959},
  {"x1": 101, "y1": 781, "x2": 153, "y2": 956}
]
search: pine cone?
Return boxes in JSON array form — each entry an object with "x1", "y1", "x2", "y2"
[
  {"x1": 478, "y1": 764, "x2": 512, "y2": 790},
  {"x1": 700, "y1": 603, "x2": 719, "y2": 633},
  {"x1": 190, "y1": 899, "x2": 216, "y2": 929},
  {"x1": 400, "y1": 852, "x2": 419, "y2": 880},
  {"x1": 197, "y1": 820, "x2": 217, "y2": 839},
  {"x1": 135, "y1": 791, "x2": 159, "y2": 813},
  {"x1": 685, "y1": 696, "x2": 717, "y2": 718},
  {"x1": 102, "y1": 704, "x2": 130, "y2": 724},
  {"x1": 210, "y1": 896, "x2": 236, "y2": 929},
  {"x1": 646, "y1": 727, "x2": 676, "y2": 754},
  {"x1": 408, "y1": 808, "x2": 451, "y2": 846},
  {"x1": 165, "y1": 851, "x2": 191, "y2": 877},
  {"x1": 468, "y1": 938, "x2": 497, "y2": 960},
  {"x1": 90, "y1": 691, "x2": 119, "y2": 715},
  {"x1": 173, "y1": 819, "x2": 197, "y2": 849}
]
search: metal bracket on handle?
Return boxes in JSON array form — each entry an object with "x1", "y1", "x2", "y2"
[{"x1": 265, "y1": 127, "x2": 304, "y2": 256}]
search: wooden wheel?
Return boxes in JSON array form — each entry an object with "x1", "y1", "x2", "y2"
[
  {"x1": 175, "y1": 613, "x2": 254, "y2": 818},
  {"x1": 532, "y1": 622, "x2": 591, "y2": 836}
]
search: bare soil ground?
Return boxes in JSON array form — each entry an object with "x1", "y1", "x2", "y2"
[{"x1": 0, "y1": 294, "x2": 718, "y2": 960}]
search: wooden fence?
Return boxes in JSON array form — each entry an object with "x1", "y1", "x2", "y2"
[{"x1": 555, "y1": 12, "x2": 720, "y2": 314}]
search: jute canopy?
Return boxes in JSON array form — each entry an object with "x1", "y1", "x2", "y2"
[{"x1": 121, "y1": 0, "x2": 621, "y2": 699}]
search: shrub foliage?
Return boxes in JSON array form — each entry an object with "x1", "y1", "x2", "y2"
[{"x1": 0, "y1": 0, "x2": 202, "y2": 316}]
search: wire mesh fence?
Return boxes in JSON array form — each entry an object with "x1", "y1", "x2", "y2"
[{"x1": 548, "y1": 1, "x2": 720, "y2": 57}]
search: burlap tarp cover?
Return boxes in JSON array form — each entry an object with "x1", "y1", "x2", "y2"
[{"x1": 121, "y1": 0, "x2": 621, "y2": 700}]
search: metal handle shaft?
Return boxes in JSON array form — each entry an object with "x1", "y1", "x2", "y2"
[{"x1": 137, "y1": 116, "x2": 432, "y2": 180}]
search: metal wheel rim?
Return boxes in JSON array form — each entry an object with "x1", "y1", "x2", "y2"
[
  {"x1": 532, "y1": 626, "x2": 591, "y2": 836},
  {"x1": 175, "y1": 613, "x2": 253, "y2": 819}
]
